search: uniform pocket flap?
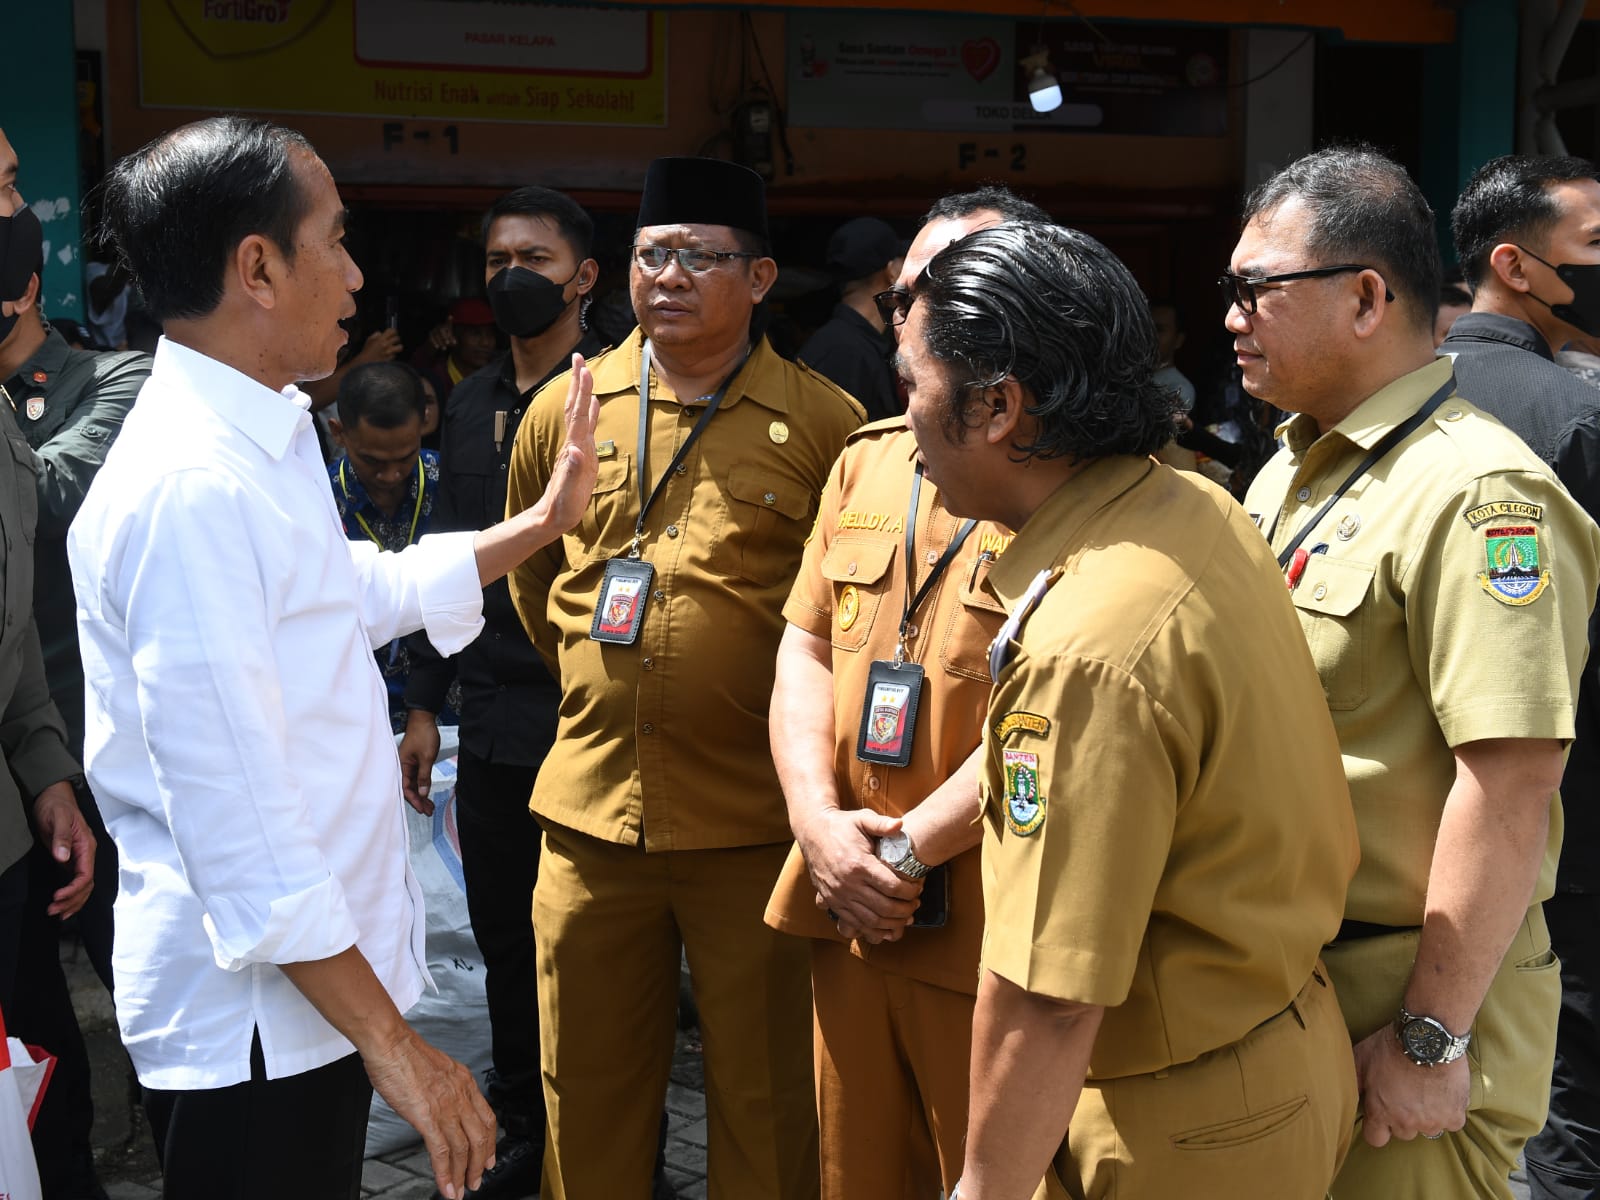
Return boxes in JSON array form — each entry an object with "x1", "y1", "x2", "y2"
[
  {"x1": 819, "y1": 536, "x2": 896, "y2": 585},
  {"x1": 592, "y1": 456, "x2": 631, "y2": 495},
  {"x1": 728, "y1": 463, "x2": 811, "y2": 521},
  {"x1": 1291, "y1": 558, "x2": 1374, "y2": 618}
]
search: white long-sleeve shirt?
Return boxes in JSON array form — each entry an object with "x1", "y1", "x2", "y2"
[{"x1": 68, "y1": 338, "x2": 484, "y2": 1090}]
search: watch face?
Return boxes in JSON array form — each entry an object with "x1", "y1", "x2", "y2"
[
  {"x1": 878, "y1": 831, "x2": 909, "y2": 863},
  {"x1": 1401, "y1": 1018, "x2": 1449, "y2": 1064}
]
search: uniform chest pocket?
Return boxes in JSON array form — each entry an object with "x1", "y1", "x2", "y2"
[
  {"x1": 940, "y1": 561, "x2": 1009, "y2": 682},
  {"x1": 724, "y1": 462, "x2": 814, "y2": 588},
  {"x1": 1290, "y1": 558, "x2": 1375, "y2": 710},
  {"x1": 819, "y1": 537, "x2": 896, "y2": 652},
  {"x1": 573, "y1": 455, "x2": 632, "y2": 561},
  {"x1": 7, "y1": 436, "x2": 37, "y2": 546}
]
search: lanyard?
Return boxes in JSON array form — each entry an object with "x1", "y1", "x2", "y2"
[
  {"x1": 630, "y1": 339, "x2": 744, "y2": 558},
  {"x1": 1269, "y1": 373, "x2": 1455, "y2": 572},
  {"x1": 896, "y1": 462, "x2": 977, "y2": 663},
  {"x1": 339, "y1": 457, "x2": 424, "y2": 550}
]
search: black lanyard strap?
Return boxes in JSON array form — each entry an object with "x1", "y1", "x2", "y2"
[
  {"x1": 897, "y1": 463, "x2": 977, "y2": 663},
  {"x1": 1271, "y1": 373, "x2": 1455, "y2": 569},
  {"x1": 631, "y1": 340, "x2": 743, "y2": 558}
]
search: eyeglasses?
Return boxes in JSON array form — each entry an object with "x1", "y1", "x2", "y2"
[
  {"x1": 1218, "y1": 264, "x2": 1393, "y2": 315},
  {"x1": 873, "y1": 286, "x2": 914, "y2": 327},
  {"x1": 633, "y1": 245, "x2": 759, "y2": 275}
]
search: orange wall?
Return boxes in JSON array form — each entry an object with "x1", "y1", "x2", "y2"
[{"x1": 106, "y1": 6, "x2": 1243, "y2": 206}]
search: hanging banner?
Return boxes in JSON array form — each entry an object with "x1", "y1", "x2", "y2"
[
  {"x1": 138, "y1": 0, "x2": 668, "y2": 127},
  {"x1": 787, "y1": 14, "x2": 1228, "y2": 136}
]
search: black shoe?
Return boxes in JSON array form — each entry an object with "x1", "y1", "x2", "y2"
[{"x1": 435, "y1": 1134, "x2": 542, "y2": 1200}]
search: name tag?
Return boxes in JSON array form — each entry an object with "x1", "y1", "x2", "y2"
[
  {"x1": 590, "y1": 557, "x2": 654, "y2": 644},
  {"x1": 855, "y1": 660, "x2": 924, "y2": 766}
]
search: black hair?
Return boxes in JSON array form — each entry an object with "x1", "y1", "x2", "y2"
[
  {"x1": 1441, "y1": 282, "x2": 1472, "y2": 308},
  {"x1": 1243, "y1": 145, "x2": 1441, "y2": 332},
  {"x1": 1451, "y1": 154, "x2": 1600, "y2": 289},
  {"x1": 336, "y1": 361, "x2": 426, "y2": 430},
  {"x1": 97, "y1": 116, "x2": 314, "y2": 322},
  {"x1": 914, "y1": 222, "x2": 1176, "y2": 463},
  {"x1": 921, "y1": 185, "x2": 1051, "y2": 228},
  {"x1": 482, "y1": 186, "x2": 595, "y2": 260}
]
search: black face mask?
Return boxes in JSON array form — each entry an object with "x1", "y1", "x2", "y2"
[
  {"x1": 1517, "y1": 244, "x2": 1600, "y2": 338},
  {"x1": 487, "y1": 264, "x2": 580, "y2": 339},
  {"x1": 0, "y1": 206, "x2": 43, "y2": 345}
]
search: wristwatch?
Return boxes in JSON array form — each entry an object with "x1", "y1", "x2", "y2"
[
  {"x1": 875, "y1": 830, "x2": 932, "y2": 880},
  {"x1": 1395, "y1": 1008, "x2": 1471, "y2": 1067}
]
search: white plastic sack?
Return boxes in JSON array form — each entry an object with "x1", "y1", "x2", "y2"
[
  {"x1": 0, "y1": 1005, "x2": 55, "y2": 1200},
  {"x1": 365, "y1": 726, "x2": 495, "y2": 1157}
]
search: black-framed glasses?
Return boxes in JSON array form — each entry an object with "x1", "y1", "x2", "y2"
[
  {"x1": 1218, "y1": 264, "x2": 1393, "y2": 314},
  {"x1": 873, "y1": 285, "x2": 914, "y2": 327},
  {"x1": 632, "y1": 245, "x2": 758, "y2": 275}
]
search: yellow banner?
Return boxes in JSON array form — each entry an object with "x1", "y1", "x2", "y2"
[{"x1": 139, "y1": 0, "x2": 668, "y2": 126}]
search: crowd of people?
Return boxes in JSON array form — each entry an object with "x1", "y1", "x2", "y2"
[{"x1": 3, "y1": 110, "x2": 1600, "y2": 1200}]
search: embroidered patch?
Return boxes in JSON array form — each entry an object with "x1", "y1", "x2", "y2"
[
  {"x1": 1464, "y1": 500, "x2": 1543, "y2": 528},
  {"x1": 1479, "y1": 525, "x2": 1551, "y2": 606},
  {"x1": 1003, "y1": 749, "x2": 1046, "y2": 836},
  {"x1": 24, "y1": 397, "x2": 43, "y2": 422},
  {"x1": 838, "y1": 585, "x2": 860, "y2": 632},
  {"x1": 993, "y1": 711, "x2": 1051, "y2": 742}
]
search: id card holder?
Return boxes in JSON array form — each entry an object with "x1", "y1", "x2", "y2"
[
  {"x1": 590, "y1": 557, "x2": 654, "y2": 644},
  {"x1": 855, "y1": 660, "x2": 924, "y2": 766}
]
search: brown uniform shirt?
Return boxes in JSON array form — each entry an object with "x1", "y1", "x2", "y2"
[
  {"x1": 505, "y1": 328, "x2": 864, "y2": 851},
  {"x1": 1245, "y1": 358, "x2": 1600, "y2": 925},
  {"x1": 981, "y1": 456, "x2": 1358, "y2": 1080},
  {"x1": 764, "y1": 419, "x2": 1010, "y2": 995}
]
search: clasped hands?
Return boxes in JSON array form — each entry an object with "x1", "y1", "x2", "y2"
[{"x1": 797, "y1": 807, "x2": 923, "y2": 943}]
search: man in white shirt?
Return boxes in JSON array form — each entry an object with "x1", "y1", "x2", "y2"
[{"x1": 69, "y1": 116, "x2": 599, "y2": 1200}]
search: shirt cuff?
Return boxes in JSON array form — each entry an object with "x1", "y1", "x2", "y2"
[
  {"x1": 412, "y1": 531, "x2": 485, "y2": 657},
  {"x1": 9, "y1": 727, "x2": 82, "y2": 801},
  {"x1": 203, "y1": 874, "x2": 362, "y2": 972}
]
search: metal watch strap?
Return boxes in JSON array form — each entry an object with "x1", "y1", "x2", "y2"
[
  {"x1": 1397, "y1": 1007, "x2": 1471, "y2": 1065},
  {"x1": 883, "y1": 836, "x2": 932, "y2": 880}
]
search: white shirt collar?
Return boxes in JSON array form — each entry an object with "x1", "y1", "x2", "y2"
[{"x1": 153, "y1": 336, "x2": 313, "y2": 462}]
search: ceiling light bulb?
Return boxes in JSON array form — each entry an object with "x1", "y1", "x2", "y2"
[{"x1": 1028, "y1": 67, "x2": 1062, "y2": 113}]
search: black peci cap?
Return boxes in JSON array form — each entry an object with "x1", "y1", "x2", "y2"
[{"x1": 637, "y1": 157, "x2": 769, "y2": 242}]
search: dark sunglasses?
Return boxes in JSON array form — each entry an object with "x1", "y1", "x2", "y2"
[
  {"x1": 1218, "y1": 264, "x2": 1394, "y2": 314},
  {"x1": 873, "y1": 286, "x2": 914, "y2": 327}
]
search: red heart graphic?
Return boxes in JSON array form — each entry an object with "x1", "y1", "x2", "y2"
[{"x1": 961, "y1": 38, "x2": 1001, "y2": 84}]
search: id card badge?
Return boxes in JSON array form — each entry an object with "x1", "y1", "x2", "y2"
[
  {"x1": 855, "y1": 660, "x2": 925, "y2": 766},
  {"x1": 590, "y1": 557, "x2": 654, "y2": 644}
]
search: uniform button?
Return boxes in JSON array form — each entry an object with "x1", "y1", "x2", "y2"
[
  {"x1": 1444, "y1": 409, "x2": 1464, "y2": 422},
  {"x1": 1313, "y1": 583, "x2": 1327, "y2": 600},
  {"x1": 676, "y1": 464, "x2": 687, "y2": 474},
  {"x1": 642, "y1": 723, "x2": 654, "y2": 734},
  {"x1": 847, "y1": 562, "x2": 857, "y2": 576},
  {"x1": 924, "y1": 550, "x2": 938, "y2": 565},
  {"x1": 643, "y1": 657, "x2": 654, "y2": 670},
  {"x1": 499, "y1": 463, "x2": 507, "y2": 472},
  {"x1": 1296, "y1": 486, "x2": 1312, "y2": 502},
  {"x1": 867, "y1": 775, "x2": 881, "y2": 791},
  {"x1": 653, "y1": 589, "x2": 665, "y2": 601},
  {"x1": 493, "y1": 632, "x2": 502, "y2": 640},
  {"x1": 763, "y1": 492, "x2": 776, "y2": 505},
  {"x1": 904, "y1": 622, "x2": 918, "y2": 637},
  {"x1": 514, "y1": 407, "x2": 523, "y2": 416},
  {"x1": 666, "y1": 524, "x2": 680, "y2": 538}
]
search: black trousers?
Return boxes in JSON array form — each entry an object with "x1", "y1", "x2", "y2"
[
  {"x1": 143, "y1": 1031, "x2": 372, "y2": 1200},
  {"x1": 455, "y1": 748, "x2": 545, "y2": 1138},
  {"x1": 1526, "y1": 891, "x2": 1600, "y2": 1200},
  {"x1": 6, "y1": 783, "x2": 118, "y2": 1197}
]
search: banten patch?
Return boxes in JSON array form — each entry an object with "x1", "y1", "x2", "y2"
[
  {"x1": 1479, "y1": 525, "x2": 1550, "y2": 606},
  {"x1": 1003, "y1": 749, "x2": 1046, "y2": 837},
  {"x1": 993, "y1": 711, "x2": 1051, "y2": 742},
  {"x1": 1464, "y1": 500, "x2": 1543, "y2": 528}
]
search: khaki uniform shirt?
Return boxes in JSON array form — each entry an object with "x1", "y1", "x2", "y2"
[
  {"x1": 1245, "y1": 358, "x2": 1600, "y2": 925},
  {"x1": 982, "y1": 456, "x2": 1358, "y2": 1080},
  {"x1": 506, "y1": 328, "x2": 864, "y2": 850},
  {"x1": 764, "y1": 420, "x2": 1010, "y2": 995}
]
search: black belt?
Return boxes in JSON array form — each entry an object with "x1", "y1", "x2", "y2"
[{"x1": 1334, "y1": 919, "x2": 1419, "y2": 943}]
